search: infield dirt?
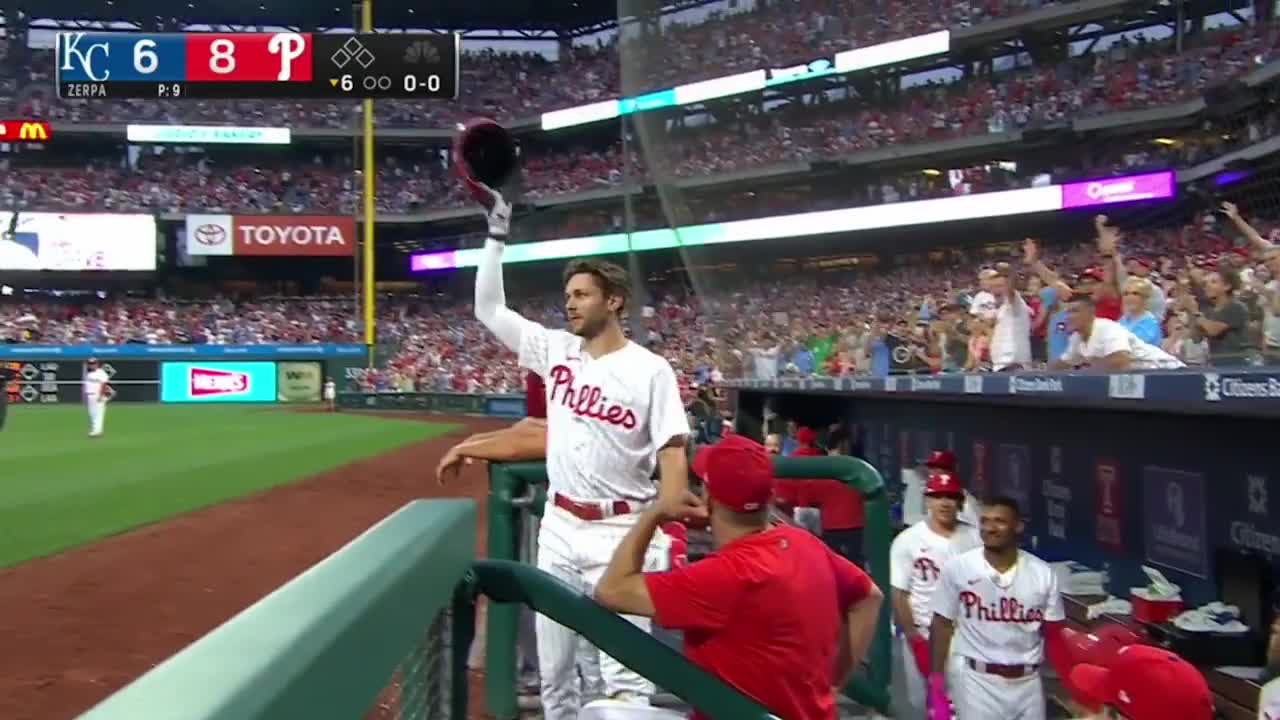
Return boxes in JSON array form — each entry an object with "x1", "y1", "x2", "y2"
[{"x1": 0, "y1": 413, "x2": 506, "y2": 720}]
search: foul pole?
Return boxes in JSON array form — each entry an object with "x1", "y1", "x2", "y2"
[{"x1": 361, "y1": 0, "x2": 377, "y2": 367}]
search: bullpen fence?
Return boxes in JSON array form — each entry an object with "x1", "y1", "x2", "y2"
[{"x1": 75, "y1": 499, "x2": 776, "y2": 720}]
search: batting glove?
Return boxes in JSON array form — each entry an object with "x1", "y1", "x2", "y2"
[
  {"x1": 472, "y1": 183, "x2": 511, "y2": 239},
  {"x1": 909, "y1": 635, "x2": 932, "y2": 676},
  {"x1": 926, "y1": 672, "x2": 952, "y2": 720}
]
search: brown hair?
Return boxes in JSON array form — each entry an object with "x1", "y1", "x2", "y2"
[{"x1": 562, "y1": 258, "x2": 631, "y2": 314}]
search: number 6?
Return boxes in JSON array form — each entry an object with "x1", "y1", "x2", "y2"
[{"x1": 134, "y1": 39, "x2": 158, "y2": 74}]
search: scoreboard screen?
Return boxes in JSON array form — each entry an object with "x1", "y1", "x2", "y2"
[
  {"x1": 2, "y1": 360, "x2": 160, "y2": 404},
  {"x1": 55, "y1": 32, "x2": 459, "y2": 100}
]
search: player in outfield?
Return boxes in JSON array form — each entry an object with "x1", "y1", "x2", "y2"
[
  {"x1": 928, "y1": 496, "x2": 1066, "y2": 720},
  {"x1": 889, "y1": 471, "x2": 981, "y2": 716},
  {"x1": 468, "y1": 180, "x2": 700, "y2": 720},
  {"x1": 83, "y1": 357, "x2": 114, "y2": 438}
]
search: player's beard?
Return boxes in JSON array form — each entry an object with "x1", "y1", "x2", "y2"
[{"x1": 571, "y1": 311, "x2": 610, "y2": 340}]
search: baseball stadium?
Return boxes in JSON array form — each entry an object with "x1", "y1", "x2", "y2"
[{"x1": 1, "y1": 0, "x2": 1279, "y2": 718}]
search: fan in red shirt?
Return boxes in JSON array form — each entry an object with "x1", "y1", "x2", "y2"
[
  {"x1": 594, "y1": 433, "x2": 884, "y2": 720},
  {"x1": 777, "y1": 427, "x2": 866, "y2": 565}
]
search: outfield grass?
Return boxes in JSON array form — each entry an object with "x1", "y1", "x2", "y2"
[{"x1": 0, "y1": 404, "x2": 458, "y2": 569}]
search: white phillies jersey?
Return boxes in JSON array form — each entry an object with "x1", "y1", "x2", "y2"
[
  {"x1": 84, "y1": 368, "x2": 110, "y2": 401},
  {"x1": 1062, "y1": 317, "x2": 1183, "y2": 370},
  {"x1": 1260, "y1": 673, "x2": 1280, "y2": 720},
  {"x1": 323, "y1": 380, "x2": 336, "y2": 398},
  {"x1": 931, "y1": 547, "x2": 1064, "y2": 665},
  {"x1": 517, "y1": 321, "x2": 688, "y2": 501},
  {"x1": 889, "y1": 520, "x2": 981, "y2": 635}
]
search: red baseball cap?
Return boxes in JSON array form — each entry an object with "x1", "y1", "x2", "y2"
[
  {"x1": 925, "y1": 471, "x2": 964, "y2": 497},
  {"x1": 1070, "y1": 645, "x2": 1213, "y2": 720},
  {"x1": 692, "y1": 434, "x2": 775, "y2": 513},
  {"x1": 1065, "y1": 623, "x2": 1145, "y2": 668},
  {"x1": 924, "y1": 449, "x2": 956, "y2": 471},
  {"x1": 796, "y1": 426, "x2": 818, "y2": 446}
]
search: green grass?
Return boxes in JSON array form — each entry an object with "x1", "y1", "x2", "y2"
[{"x1": 0, "y1": 404, "x2": 458, "y2": 569}]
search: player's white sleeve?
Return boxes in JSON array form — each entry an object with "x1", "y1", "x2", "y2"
[
  {"x1": 649, "y1": 361, "x2": 690, "y2": 449},
  {"x1": 1043, "y1": 565, "x2": 1066, "y2": 622},
  {"x1": 1061, "y1": 333, "x2": 1085, "y2": 365},
  {"x1": 930, "y1": 560, "x2": 962, "y2": 621},
  {"x1": 1097, "y1": 321, "x2": 1131, "y2": 357},
  {"x1": 473, "y1": 238, "x2": 552, "y2": 375},
  {"x1": 889, "y1": 530, "x2": 913, "y2": 591}
]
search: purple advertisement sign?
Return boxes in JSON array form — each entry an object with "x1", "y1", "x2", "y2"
[
  {"x1": 410, "y1": 251, "x2": 459, "y2": 272},
  {"x1": 1061, "y1": 171, "x2": 1175, "y2": 209}
]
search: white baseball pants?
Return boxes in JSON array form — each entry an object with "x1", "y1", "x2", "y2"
[
  {"x1": 949, "y1": 659, "x2": 1045, "y2": 720},
  {"x1": 87, "y1": 399, "x2": 106, "y2": 436},
  {"x1": 535, "y1": 504, "x2": 670, "y2": 720}
]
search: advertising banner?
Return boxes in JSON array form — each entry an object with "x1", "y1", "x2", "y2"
[
  {"x1": 278, "y1": 361, "x2": 322, "y2": 403},
  {"x1": 0, "y1": 211, "x2": 157, "y2": 271},
  {"x1": 127, "y1": 125, "x2": 291, "y2": 144},
  {"x1": 161, "y1": 362, "x2": 278, "y2": 403},
  {"x1": 0, "y1": 343, "x2": 366, "y2": 360},
  {"x1": 184, "y1": 215, "x2": 355, "y2": 257},
  {"x1": 1143, "y1": 466, "x2": 1209, "y2": 578}
]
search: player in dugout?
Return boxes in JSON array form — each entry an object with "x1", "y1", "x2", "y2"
[{"x1": 591, "y1": 432, "x2": 884, "y2": 720}]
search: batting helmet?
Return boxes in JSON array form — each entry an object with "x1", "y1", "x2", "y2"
[{"x1": 452, "y1": 117, "x2": 518, "y2": 206}]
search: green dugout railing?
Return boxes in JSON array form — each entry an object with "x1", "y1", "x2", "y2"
[
  {"x1": 75, "y1": 498, "x2": 773, "y2": 720},
  {"x1": 487, "y1": 455, "x2": 895, "y2": 718}
]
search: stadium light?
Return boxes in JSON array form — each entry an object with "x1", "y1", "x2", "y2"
[{"x1": 409, "y1": 171, "x2": 1175, "y2": 273}]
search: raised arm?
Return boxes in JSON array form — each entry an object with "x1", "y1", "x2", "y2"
[
  {"x1": 472, "y1": 192, "x2": 524, "y2": 352},
  {"x1": 1222, "y1": 201, "x2": 1273, "y2": 253}
]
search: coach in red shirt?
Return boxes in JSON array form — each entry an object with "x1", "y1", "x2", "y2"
[{"x1": 594, "y1": 434, "x2": 884, "y2": 720}]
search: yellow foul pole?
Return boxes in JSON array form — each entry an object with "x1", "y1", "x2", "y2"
[{"x1": 362, "y1": 0, "x2": 376, "y2": 365}]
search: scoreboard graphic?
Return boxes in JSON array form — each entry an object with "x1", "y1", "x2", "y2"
[{"x1": 55, "y1": 31, "x2": 459, "y2": 100}]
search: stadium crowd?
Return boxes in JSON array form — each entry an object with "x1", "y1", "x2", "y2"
[
  {"x1": 5, "y1": 0, "x2": 1077, "y2": 129},
  {"x1": 1, "y1": 18, "x2": 1276, "y2": 216},
  {"x1": 6, "y1": 205, "x2": 1279, "y2": 394}
]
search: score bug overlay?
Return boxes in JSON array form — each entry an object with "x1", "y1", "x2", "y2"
[{"x1": 55, "y1": 31, "x2": 459, "y2": 100}]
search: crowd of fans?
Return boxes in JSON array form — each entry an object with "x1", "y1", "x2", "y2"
[
  {"x1": 4, "y1": 0, "x2": 1076, "y2": 129},
  {"x1": 6, "y1": 205, "x2": 1279, "y2": 394},
  {"x1": 2, "y1": 16, "x2": 1277, "y2": 215}
]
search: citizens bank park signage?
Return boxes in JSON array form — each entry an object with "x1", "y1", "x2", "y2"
[{"x1": 184, "y1": 214, "x2": 355, "y2": 257}]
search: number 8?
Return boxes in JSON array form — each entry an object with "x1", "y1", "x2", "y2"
[{"x1": 209, "y1": 39, "x2": 237, "y2": 74}]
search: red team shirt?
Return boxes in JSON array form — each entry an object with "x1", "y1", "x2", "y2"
[
  {"x1": 776, "y1": 478, "x2": 866, "y2": 531},
  {"x1": 644, "y1": 525, "x2": 875, "y2": 720}
]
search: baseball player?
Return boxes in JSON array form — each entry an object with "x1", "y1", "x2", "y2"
[
  {"x1": 889, "y1": 471, "x2": 981, "y2": 716},
  {"x1": 323, "y1": 376, "x2": 336, "y2": 411},
  {"x1": 469, "y1": 180, "x2": 698, "y2": 720},
  {"x1": 83, "y1": 358, "x2": 113, "y2": 438},
  {"x1": 928, "y1": 495, "x2": 1065, "y2": 720}
]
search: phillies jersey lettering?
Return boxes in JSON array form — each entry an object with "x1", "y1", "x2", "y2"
[
  {"x1": 548, "y1": 364, "x2": 639, "y2": 430},
  {"x1": 84, "y1": 368, "x2": 109, "y2": 401},
  {"x1": 931, "y1": 547, "x2": 1064, "y2": 665},
  {"x1": 958, "y1": 592, "x2": 1046, "y2": 623},
  {"x1": 517, "y1": 320, "x2": 688, "y2": 502},
  {"x1": 890, "y1": 520, "x2": 981, "y2": 634}
]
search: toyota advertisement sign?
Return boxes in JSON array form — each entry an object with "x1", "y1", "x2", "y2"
[{"x1": 184, "y1": 215, "x2": 355, "y2": 257}]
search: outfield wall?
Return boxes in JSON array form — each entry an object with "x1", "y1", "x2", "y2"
[{"x1": 0, "y1": 344, "x2": 367, "y2": 406}]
